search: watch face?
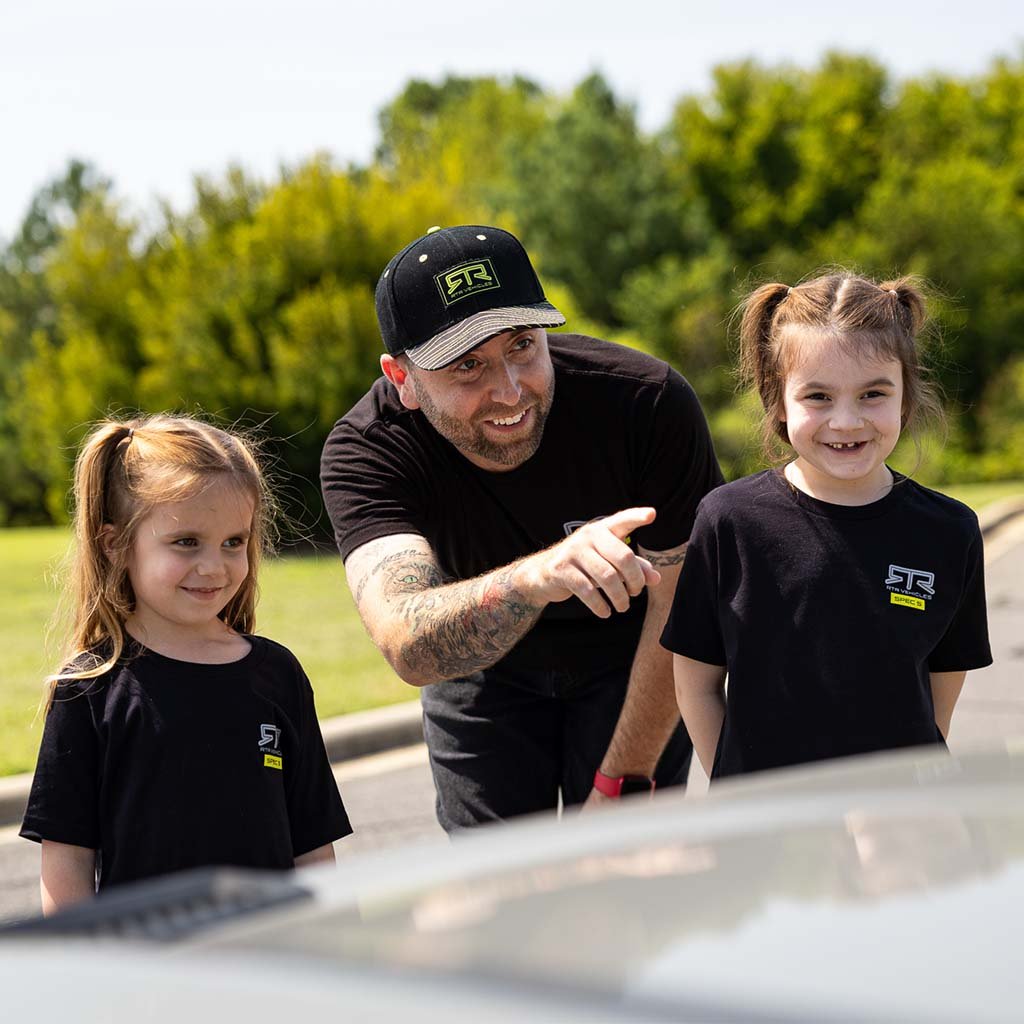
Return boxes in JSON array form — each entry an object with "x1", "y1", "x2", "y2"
[{"x1": 620, "y1": 775, "x2": 654, "y2": 796}]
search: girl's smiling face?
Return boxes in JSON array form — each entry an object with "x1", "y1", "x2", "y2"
[
  {"x1": 125, "y1": 476, "x2": 255, "y2": 647},
  {"x1": 780, "y1": 333, "x2": 905, "y2": 505}
]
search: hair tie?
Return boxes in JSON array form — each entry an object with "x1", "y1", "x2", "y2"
[
  {"x1": 888, "y1": 288, "x2": 899, "y2": 297},
  {"x1": 786, "y1": 286, "x2": 793, "y2": 296},
  {"x1": 124, "y1": 427, "x2": 134, "y2": 443}
]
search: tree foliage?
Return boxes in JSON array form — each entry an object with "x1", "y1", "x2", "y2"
[{"x1": 2, "y1": 53, "x2": 1023, "y2": 527}]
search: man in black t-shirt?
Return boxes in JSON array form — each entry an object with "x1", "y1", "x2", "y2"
[{"x1": 321, "y1": 225, "x2": 723, "y2": 831}]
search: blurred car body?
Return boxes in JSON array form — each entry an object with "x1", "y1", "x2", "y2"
[{"x1": 3, "y1": 743, "x2": 1023, "y2": 1022}]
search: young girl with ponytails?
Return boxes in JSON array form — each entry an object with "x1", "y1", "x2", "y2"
[
  {"x1": 662, "y1": 273, "x2": 992, "y2": 779},
  {"x1": 21, "y1": 415, "x2": 351, "y2": 913}
]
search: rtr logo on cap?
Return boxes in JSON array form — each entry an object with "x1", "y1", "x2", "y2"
[{"x1": 435, "y1": 259, "x2": 500, "y2": 306}]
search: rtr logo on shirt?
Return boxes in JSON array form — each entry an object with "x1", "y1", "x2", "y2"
[
  {"x1": 885, "y1": 564, "x2": 935, "y2": 612},
  {"x1": 259, "y1": 723, "x2": 283, "y2": 770}
]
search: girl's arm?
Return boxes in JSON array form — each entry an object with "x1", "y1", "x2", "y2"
[
  {"x1": 930, "y1": 671, "x2": 967, "y2": 740},
  {"x1": 40, "y1": 840, "x2": 96, "y2": 915},
  {"x1": 673, "y1": 654, "x2": 727, "y2": 776},
  {"x1": 295, "y1": 843, "x2": 336, "y2": 868}
]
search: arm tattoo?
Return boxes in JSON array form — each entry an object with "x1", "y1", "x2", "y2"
[
  {"x1": 376, "y1": 549, "x2": 446, "y2": 597},
  {"x1": 397, "y1": 563, "x2": 543, "y2": 681},
  {"x1": 640, "y1": 543, "x2": 688, "y2": 568},
  {"x1": 354, "y1": 545, "x2": 444, "y2": 604},
  {"x1": 354, "y1": 543, "x2": 544, "y2": 680}
]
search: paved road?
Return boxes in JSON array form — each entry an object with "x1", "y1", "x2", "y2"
[
  {"x1": 2, "y1": 517, "x2": 1022, "y2": 925},
  {"x1": 949, "y1": 515, "x2": 1024, "y2": 749}
]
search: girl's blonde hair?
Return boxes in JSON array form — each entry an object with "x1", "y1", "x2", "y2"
[
  {"x1": 48, "y1": 414, "x2": 274, "y2": 706},
  {"x1": 738, "y1": 272, "x2": 945, "y2": 464}
]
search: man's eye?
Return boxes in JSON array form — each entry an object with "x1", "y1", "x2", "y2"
[
  {"x1": 512, "y1": 335, "x2": 534, "y2": 351},
  {"x1": 455, "y1": 359, "x2": 481, "y2": 373}
]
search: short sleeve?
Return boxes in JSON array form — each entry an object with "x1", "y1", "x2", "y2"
[
  {"x1": 660, "y1": 501, "x2": 727, "y2": 666},
  {"x1": 633, "y1": 368, "x2": 724, "y2": 553},
  {"x1": 285, "y1": 667, "x2": 353, "y2": 857},
  {"x1": 928, "y1": 526, "x2": 993, "y2": 672},
  {"x1": 321, "y1": 413, "x2": 442, "y2": 561},
  {"x1": 20, "y1": 681, "x2": 102, "y2": 848},
  {"x1": 323, "y1": 419, "x2": 428, "y2": 565}
]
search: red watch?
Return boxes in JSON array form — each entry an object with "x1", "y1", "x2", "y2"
[{"x1": 592, "y1": 769, "x2": 656, "y2": 798}]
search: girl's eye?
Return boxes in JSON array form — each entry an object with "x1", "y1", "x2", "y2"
[
  {"x1": 805, "y1": 392, "x2": 830, "y2": 402},
  {"x1": 862, "y1": 390, "x2": 887, "y2": 400},
  {"x1": 173, "y1": 538, "x2": 198, "y2": 548},
  {"x1": 223, "y1": 537, "x2": 246, "y2": 549}
]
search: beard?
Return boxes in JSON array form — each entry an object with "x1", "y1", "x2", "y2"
[{"x1": 414, "y1": 376, "x2": 556, "y2": 470}]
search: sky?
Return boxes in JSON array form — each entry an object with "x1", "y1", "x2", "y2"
[{"x1": 2, "y1": 0, "x2": 1022, "y2": 241}]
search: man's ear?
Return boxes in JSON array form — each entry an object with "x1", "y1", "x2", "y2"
[{"x1": 380, "y1": 354, "x2": 420, "y2": 411}]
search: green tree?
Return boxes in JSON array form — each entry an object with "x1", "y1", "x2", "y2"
[
  {"x1": 0, "y1": 161, "x2": 114, "y2": 523},
  {"x1": 500, "y1": 73, "x2": 705, "y2": 325},
  {"x1": 376, "y1": 74, "x2": 547, "y2": 215},
  {"x1": 14, "y1": 193, "x2": 145, "y2": 519},
  {"x1": 668, "y1": 54, "x2": 889, "y2": 262}
]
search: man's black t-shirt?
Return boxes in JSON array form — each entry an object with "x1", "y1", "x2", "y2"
[
  {"x1": 321, "y1": 333, "x2": 724, "y2": 672},
  {"x1": 661, "y1": 470, "x2": 993, "y2": 778},
  {"x1": 20, "y1": 637, "x2": 352, "y2": 890}
]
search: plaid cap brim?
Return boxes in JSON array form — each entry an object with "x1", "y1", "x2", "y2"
[{"x1": 404, "y1": 302, "x2": 566, "y2": 370}]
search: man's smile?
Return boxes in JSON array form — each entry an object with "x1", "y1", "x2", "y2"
[{"x1": 483, "y1": 408, "x2": 531, "y2": 431}]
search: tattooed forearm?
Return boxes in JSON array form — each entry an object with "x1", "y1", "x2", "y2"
[
  {"x1": 349, "y1": 540, "x2": 544, "y2": 683},
  {"x1": 396, "y1": 563, "x2": 543, "y2": 681},
  {"x1": 640, "y1": 543, "x2": 688, "y2": 568}
]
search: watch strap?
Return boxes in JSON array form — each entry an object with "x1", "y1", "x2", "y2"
[{"x1": 593, "y1": 769, "x2": 656, "y2": 798}]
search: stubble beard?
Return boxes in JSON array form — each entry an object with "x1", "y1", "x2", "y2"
[{"x1": 415, "y1": 378, "x2": 556, "y2": 469}]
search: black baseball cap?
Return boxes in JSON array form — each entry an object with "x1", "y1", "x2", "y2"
[{"x1": 374, "y1": 225, "x2": 566, "y2": 370}]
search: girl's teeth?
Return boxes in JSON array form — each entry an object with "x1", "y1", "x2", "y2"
[{"x1": 827, "y1": 442, "x2": 860, "y2": 449}]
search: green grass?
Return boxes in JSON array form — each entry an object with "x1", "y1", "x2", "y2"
[
  {"x1": 3, "y1": 476, "x2": 1023, "y2": 778},
  {"x1": 0, "y1": 530, "x2": 410, "y2": 778}
]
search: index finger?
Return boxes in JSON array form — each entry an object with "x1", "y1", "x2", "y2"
[{"x1": 600, "y1": 507, "x2": 656, "y2": 540}]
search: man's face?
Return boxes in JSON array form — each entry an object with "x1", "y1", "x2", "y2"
[{"x1": 400, "y1": 328, "x2": 555, "y2": 472}]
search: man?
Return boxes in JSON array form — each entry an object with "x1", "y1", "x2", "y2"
[{"x1": 321, "y1": 224, "x2": 722, "y2": 831}]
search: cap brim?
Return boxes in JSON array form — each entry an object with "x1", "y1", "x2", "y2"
[{"x1": 405, "y1": 303, "x2": 566, "y2": 370}]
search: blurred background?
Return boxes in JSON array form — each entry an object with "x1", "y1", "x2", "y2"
[{"x1": 2, "y1": 1, "x2": 1024, "y2": 775}]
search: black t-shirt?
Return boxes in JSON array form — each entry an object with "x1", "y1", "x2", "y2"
[
  {"x1": 661, "y1": 470, "x2": 993, "y2": 779},
  {"x1": 321, "y1": 333, "x2": 724, "y2": 671},
  {"x1": 20, "y1": 636, "x2": 352, "y2": 890}
]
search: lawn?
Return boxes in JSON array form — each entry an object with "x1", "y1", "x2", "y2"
[{"x1": 2, "y1": 477, "x2": 1022, "y2": 778}]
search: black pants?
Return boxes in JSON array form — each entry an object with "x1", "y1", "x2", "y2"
[{"x1": 420, "y1": 661, "x2": 693, "y2": 833}]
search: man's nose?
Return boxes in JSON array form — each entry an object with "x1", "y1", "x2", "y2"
[{"x1": 488, "y1": 361, "x2": 522, "y2": 405}]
